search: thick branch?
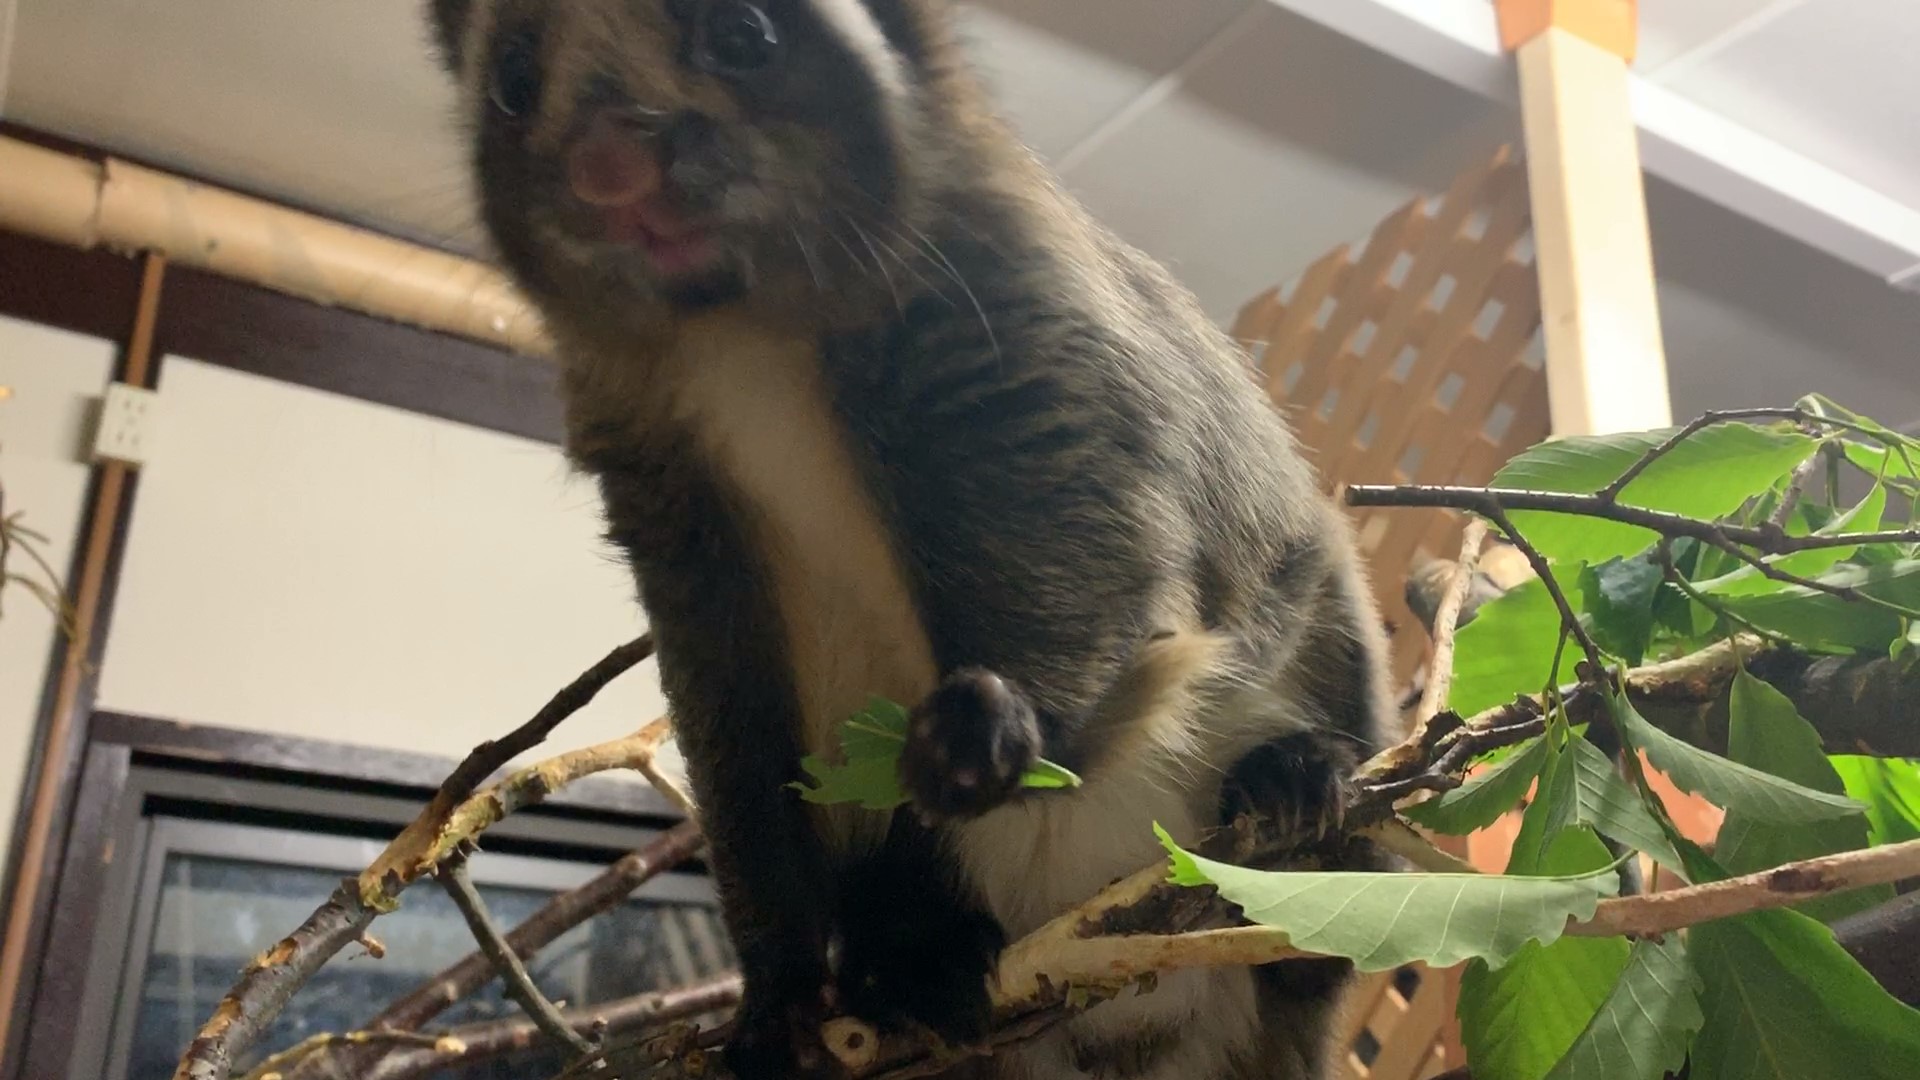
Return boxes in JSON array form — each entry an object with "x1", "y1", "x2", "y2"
[
  {"x1": 359, "y1": 636, "x2": 657, "y2": 909},
  {"x1": 1832, "y1": 891, "x2": 1920, "y2": 1007},
  {"x1": 172, "y1": 883, "x2": 378, "y2": 1080}
]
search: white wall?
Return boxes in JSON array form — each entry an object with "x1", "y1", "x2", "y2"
[
  {"x1": 0, "y1": 316, "x2": 115, "y2": 868},
  {"x1": 95, "y1": 357, "x2": 672, "y2": 777}
]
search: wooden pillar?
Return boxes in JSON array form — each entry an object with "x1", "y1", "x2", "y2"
[
  {"x1": 1498, "y1": 0, "x2": 1672, "y2": 436},
  {"x1": 0, "y1": 252, "x2": 166, "y2": 1063}
]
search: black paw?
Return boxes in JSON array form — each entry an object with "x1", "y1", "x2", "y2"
[
  {"x1": 725, "y1": 990, "x2": 845, "y2": 1080},
  {"x1": 1219, "y1": 733, "x2": 1354, "y2": 853},
  {"x1": 837, "y1": 906, "x2": 1003, "y2": 1051},
  {"x1": 899, "y1": 669, "x2": 1042, "y2": 820}
]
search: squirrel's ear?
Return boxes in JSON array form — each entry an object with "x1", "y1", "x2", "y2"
[{"x1": 428, "y1": 0, "x2": 473, "y2": 72}]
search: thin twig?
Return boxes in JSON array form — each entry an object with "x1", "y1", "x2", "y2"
[
  {"x1": 1702, "y1": 531, "x2": 1920, "y2": 621},
  {"x1": 439, "y1": 858, "x2": 597, "y2": 1056},
  {"x1": 1594, "y1": 408, "x2": 1815, "y2": 504},
  {"x1": 365, "y1": 976, "x2": 745, "y2": 1080},
  {"x1": 1416, "y1": 520, "x2": 1489, "y2": 727},
  {"x1": 1345, "y1": 484, "x2": 1920, "y2": 553},
  {"x1": 365, "y1": 820, "x2": 705, "y2": 1035},
  {"x1": 1481, "y1": 504, "x2": 1608, "y2": 677},
  {"x1": 236, "y1": 1031, "x2": 441, "y2": 1080},
  {"x1": 1655, "y1": 541, "x2": 1792, "y2": 646}
]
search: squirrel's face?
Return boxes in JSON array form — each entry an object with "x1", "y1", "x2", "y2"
[{"x1": 430, "y1": 0, "x2": 939, "y2": 330}]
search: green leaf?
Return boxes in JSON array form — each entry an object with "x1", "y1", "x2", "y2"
[
  {"x1": 1694, "y1": 486, "x2": 1889, "y2": 598},
  {"x1": 1540, "y1": 938, "x2": 1703, "y2": 1080},
  {"x1": 1578, "y1": 556, "x2": 1661, "y2": 665},
  {"x1": 1689, "y1": 906, "x2": 1920, "y2": 1080},
  {"x1": 1157, "y1": 825, "x2": 1616, "y2": 972},
  {"x1": 1401, "y1": 735, "x2": 1550, "y2": 835},
  {"x1": 1461, "y1": 786, "x2": 1629, "y2": 1080},
  {"x1": 1538, "y1": 735, "x2": 1687, "y2": 873},
  {"x1": 1830, "y1": 756, "x2": 1920, "y2": 845},
  {"x1": 789, "y1": 696, "x2": 1081, "y2": 810},
  {"x1": 1608, "y1": 690, "x2": 1864, "y2": 824},
  {"x1": 1492, "y1": 423, "x2": 1816, "y2": 567},
  {"x1": 1450, "y1": 575, "x2": 1574, "y2": 718},
  {"x1": 1019, "y1": 758, "x2": 1084, "y2": 790},
  {"x1": 1720, "y1": 559, "x2": 1920, "y2": 652},
  {"x1": 1714, "y1": 671, "x2": 1887, "y2": 922}
]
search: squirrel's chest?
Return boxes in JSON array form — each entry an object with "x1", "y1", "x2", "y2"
[{"x1": 670, "y1": 321, "x2": 939, "y2": 800}]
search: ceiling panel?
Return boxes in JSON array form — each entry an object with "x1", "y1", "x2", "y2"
[
  {"x1": 1064, "y1": 5, "x2": 1511, "y2": 322},
  {"x1": 963, "y1": 0, "x2": 1252, "y2": 160},
  {"x1": 1653, "y1": 0, "x2": 1920, "y2": 208}
]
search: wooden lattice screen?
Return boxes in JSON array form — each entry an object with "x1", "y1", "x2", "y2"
[
  {"x1": 1231, "y1": 146, "x2": 1553, "y2": 688},
  {"x1": 1230, "y1": 146, "x2": 1555, "y2": 1078}
]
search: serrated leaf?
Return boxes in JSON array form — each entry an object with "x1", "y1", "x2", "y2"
[
  {"x1": 1450, "y1": 575, "x2": 1575, "y2": 718},
  {"x1": 1714, "y1": 670, "x2": 1887, "y2": 922},
  {"x1": 1492, "y1": 423, "x2": 1816, "y2": 567},
  {"x1": 1539, "y1": 735, "x2": 1687, "y2": 873},
  {"x1": 788, "y1": 695, "x2": 1081, "y2": 809},
  {"x1": 1461, "y1": 792, "x2": 1629, "y2": 1080},
  {"x1": 1608, "y1": 690, "x2": 1863, "y2": 824},
  {"x1": 1578, "y1": 556, "x2": 1661, "y2": 665},
  {"x1": 1156, "y1": 825, "x2": 1615, "y2": 972},
  {"x1": 1720, "y1": 559, "x2": 1920, "y2": 653},
  {"x1": 1401, "y1": 736, "x2": 1550, "y2": 835},
  {"x1": 1694, "y1": 486, "x2": 1888, "y2": 598},
  {"x1": 1830, "y1": 755, "x2": 1920, "y2": 846},
  {"x1": 1689, "y1": 906, "x2": 1920, "y2": 1080},
  {"x1": 1461, "y1": 932, "x2": 1629, "y2": 1080},
  {"x1": 1541, "y1": 938, "x2": 1703, "y2": 1080}
]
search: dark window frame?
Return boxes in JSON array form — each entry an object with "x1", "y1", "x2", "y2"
[{"x1": 17, "y1": 711, "x2": 694, "y2": 1080}]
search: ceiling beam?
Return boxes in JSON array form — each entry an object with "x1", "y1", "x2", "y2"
[{"x1": 1264, "y1": 0, "x2": 1920, "y2": 288}]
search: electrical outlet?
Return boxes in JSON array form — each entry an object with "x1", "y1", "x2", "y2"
[{"x1": 92, "y1": 383, "x2": 162, "y2": 467}]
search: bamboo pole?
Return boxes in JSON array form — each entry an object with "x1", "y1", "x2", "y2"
[
  {"x1": 0, "y1": 135, "x2": 551, "y2": 358},
  {"x1": 1497, "y1": 0, "x2": 1672, "y2": 437}
]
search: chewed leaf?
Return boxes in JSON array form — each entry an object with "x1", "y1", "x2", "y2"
[
  {"x1": 788, "y1": 695, "x2": 1081, "y2": 809},
  {"x1": 1156, "y1": 825, "x2": 1615, "y2": 972}
]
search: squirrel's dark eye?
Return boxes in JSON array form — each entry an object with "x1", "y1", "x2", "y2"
[
  {"x1": 489, "y1": 31, "x2": 543, "y2": 117},
  {"x1": 697, "y1": 2, "x2": 781, "y2": 76}
]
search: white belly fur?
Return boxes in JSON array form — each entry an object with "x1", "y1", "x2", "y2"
[
  {"x1": 671, "y1": 314, "x2": 938, "y2": 853},
  {"x1": 672, "y1": 312, "x2": 1269, "y2": 1074}
]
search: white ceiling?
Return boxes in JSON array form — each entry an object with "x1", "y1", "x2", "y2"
[{"x1": 2, "y1": 0, "x2": 1918, "y2": 430}]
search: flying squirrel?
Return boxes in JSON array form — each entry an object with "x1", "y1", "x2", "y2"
[{"x1": 426, "y1": 2, "x2": 1397, "y2": 1076}]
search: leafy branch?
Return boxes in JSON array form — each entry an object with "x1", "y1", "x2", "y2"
[{"x1": 174, "y1": 402, "x2": 1920, "y2": 1080}]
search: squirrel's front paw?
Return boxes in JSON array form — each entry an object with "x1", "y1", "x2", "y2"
[{"x1": 898, "y1": 669, "x2": 1041, "y2": 820}]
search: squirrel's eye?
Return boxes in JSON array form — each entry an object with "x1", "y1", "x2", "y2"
[
  {"x1": 696, "y1": 2, "x2": 781, "y2": 76},
  {"x1": 489, "y1": 30, "x2": 543, "y2": 117}
]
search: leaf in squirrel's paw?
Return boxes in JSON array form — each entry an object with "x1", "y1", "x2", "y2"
[{"x1": 788, "y1": 695, "x2": 1081, "y2": 808}]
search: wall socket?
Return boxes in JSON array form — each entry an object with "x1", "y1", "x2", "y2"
[{"x1": 92, "y1": 383, "x2": 162, "y2": 467}]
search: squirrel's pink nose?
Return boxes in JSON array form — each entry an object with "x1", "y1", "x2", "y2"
[{"x1": 565, "y1": 112, "x2": 663, "y2": 208}]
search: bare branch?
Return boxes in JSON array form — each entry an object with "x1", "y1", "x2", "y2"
[
  {"x1": 365, "y1": 976, "x2": 745, "y2": 1080},
  {"x1": 172, "y1": 883, "x2": 378, "y2": 1080},
  {"x1": 1415, "y1": 520, "x2": 1489, "y2": 730},
  {"x1": 1345, "y1": 484, "x2": 1920, "y2": 553},
  {"x1": 370, "y1": 821, "x2": 704, "y2": 1034},
  {"x1": 172, "y1": 637, "x2": 657, "y2": 1080},
  {"x1": 438, "y1": 858, "x2": 596, "y2": 1057}
]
